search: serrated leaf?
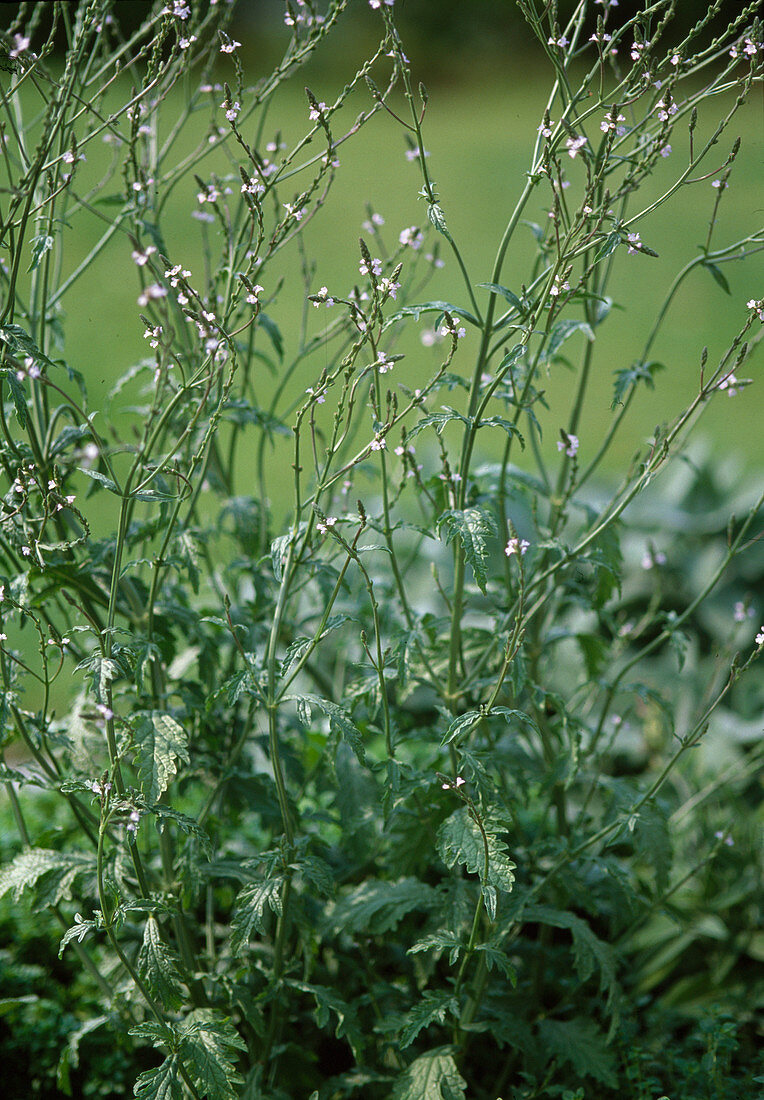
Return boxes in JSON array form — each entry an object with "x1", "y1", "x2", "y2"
[
  {"x1": 0, "y1": 848, "x2": 95, "y2": 911},
  {"x1": 0, "y1": 323, "x2": 58, "y2": 372},
  {"x1": 632, "y1": 800, "x2": 672, "y2": 893},
  {"x1": 594, "y1": 230, "x2": 622, "y2": 263},
  {"x1": 270, "y1": 532, "x2": 292, "y2": 582},
  {"x1": 490, "y1": 706, "x2": 540, "y2": 736},
  {"x1": 147, "y1": 804, "x2": 212, "y2": 857},
  {"x1": 133, "y1": 1056, "x2": 183, "y2": 1100},
  {"x1": 326, "y1": 877, "x2": 436, "y2": 935},
  {"x1": 74, "y1": 652, "x2": 126, "y2": 701},
  {"x1": 537, "y1": 1017, "x2": 617, "y2": 1087},
  {"x1": 78, "y1": 467, "x2": 121, "y2": 495},
  {"x1": 280, "y1": 637, "x2": 310, "y2": 678},
  {"x1": 178, "y1": 1009, "x2": 246, "y2": 1100},
  {"x1": 59, "y1": 915, "x2": 98, "y2": 957},
  {"x1": 2, "y1": 369, "x2": 27, "y2": 427},
  {"x1": 383, "y1": 301, "x2": 481, "y2": 329},
  {"x1": 399, "y1": 991, "x2": 458, "y2": 1049},
  {"x1": 523, "y1": 905, "x2": 616, "y2": 999},
  {"x1": 28, "y1": 234, "x2": 55, "y2": 273},
  {"x1": 285, "y1": 980, "x2": 358, "y2": 1042},
  {"x1": 441, "y1": 709, "x2": 481, "y2": 747},
  {"x1": 391, "y1": 1047, "x2": 467, "y2": 1100},
  {"x1": 478, "y1": 416, "x2": 525, "y2": 447},
  {"x1": 612, "y1": 359, "x2": 664, "y2": 407},
  {"x1": 437, "y1": 507, "x2": 497, "y2": 594},
  {"x1": 475, "y1": 941, "x2": 518, "y2": 983},
  {"x1": 137, "y1": 916, "x2": 186, "y2": 1011},
  {"x1": 294, "y1": 694, "x2": 365, "y2": 763},
  {"x1": 543, "y1": 319, "x2": 594, "y2": 361},
  {"x1": 221, "y1": 669, "x2": 255, "y2": 706},
  {"x1": 437, "y1": 808, "x2": 516, "y2": 894},
  {"x1": 230, "y1": 876, "x2": 285, "y2": 955},
  {"x1": 427, "y1": 202, "x2": 451, "y2": 240},
  {"x1": 406, "y1": 409, "x2": 470, "y2": 441},
  {"x1": 129, "y1": 1021, "x2": 175, "y2": 1045},
  {"x1": 133, "y1": 713, "x2": 190, "y2": 802},
  {"x1": 668, "y1": 625, "x2": 690, "y2": 671},
  {"x1": 408, "y1": 931, "x2": 463, "y2": 965}
]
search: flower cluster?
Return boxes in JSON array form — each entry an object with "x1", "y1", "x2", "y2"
[
  {"x1": 311, "y1": 286, "x2": 335, "y2": 308},
  {"x1": 566, "y1": 135, "x2": 587, "y2": 159},
  {"x1": 641, "y1": 549, "x2": 667, "y2": 570},
  {"x1": 557, "y1": 433, "x2": 579, "y2": 458},
  {"x1": 285, "y1": 0, "x2": 326, "y2": 28},
  {"x1": 360, "y1": 256, "x2": 382, "y2": 278},
  {"x1": 716, "y1": 372, "x2": 741, "y2": 396},
  {"x1": 398, "y1": 226, "x2": 423, "y2": 250},
  {"x1": 505, "y1": 537, "x2": 530, "y2": 557},
  {"x1": 729, "y1": 37, "x2": 761, "y2": 60},
  {"x1": 600, "y1": 110, "x2": 626, "y2": 135}
]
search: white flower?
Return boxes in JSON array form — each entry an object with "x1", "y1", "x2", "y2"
[
  {"x1": 137, "y1": 284, "x2": 167, "y2": 306},
  {"x1": 132, "y1": 246, "x2": 156, "y2": 266},
  {"x1": 399, "y1": 226, "x2": 424, "y2": 250},
  {"x1": 566, "y1": 135, "x2": 587, "y2": 158},
  {"x1": 241, "y1": 176, "x2": 265, "y2": 196},
  {"x1": 312, "y1": 286, "x2": 334, "y2": 308},
  {"x1": 370, "y1": 437, "x2": 386, "y2": 451},
  {"x1": 557, "y1": 433, "x2": 579, "y2": 458},
  {"x1": 379, "y1": 277, "x2": 400, "y2": 300},
  {"x1": 316, "y1": 516, "x2": 337, "y2": 534},
  {"x1": 717, "y1": 372, "x2": 740, "y2": 395},
  {"x1": 220, "y1": 38, "x2": 241, "y2": 53},
  {"x1": 755, "y1": 627, "x2": 764, "y2": 645},
  {"x1": 9, "y1": 33, "x2": 31, "y2": 58},
  {"x1": 505, "y1": 537, "x2": 529, "y2": 557}
]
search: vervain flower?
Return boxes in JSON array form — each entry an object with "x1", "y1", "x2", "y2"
[{"x1": 505, "y1": 538, "x2": 529, "y2": 556}]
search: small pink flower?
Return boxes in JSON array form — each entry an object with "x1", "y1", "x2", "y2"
[{"x1": 505, "y1": 537, "x2": 529, "y2": 557}]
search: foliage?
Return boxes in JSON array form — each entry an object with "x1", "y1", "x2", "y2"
[{"x1": 0, "y1": 2, "x2": 762, "y2": 1098}]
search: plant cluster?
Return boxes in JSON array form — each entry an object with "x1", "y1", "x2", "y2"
[{"x1": 0, "y1": 2, "x2": 762, "y2": 1098}]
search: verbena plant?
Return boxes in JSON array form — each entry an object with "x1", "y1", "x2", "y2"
[{"x1": 0, "y1": 2, "x2": 762, "y2": 1097}]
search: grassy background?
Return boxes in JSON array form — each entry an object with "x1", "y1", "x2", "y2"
[{"x1": 51, "y1": 54, "x2": 764, "y2": 496}]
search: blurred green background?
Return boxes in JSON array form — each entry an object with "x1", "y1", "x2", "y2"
[{"x1": 5, "y1": 0, "x2": 763, "y2": 483}]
